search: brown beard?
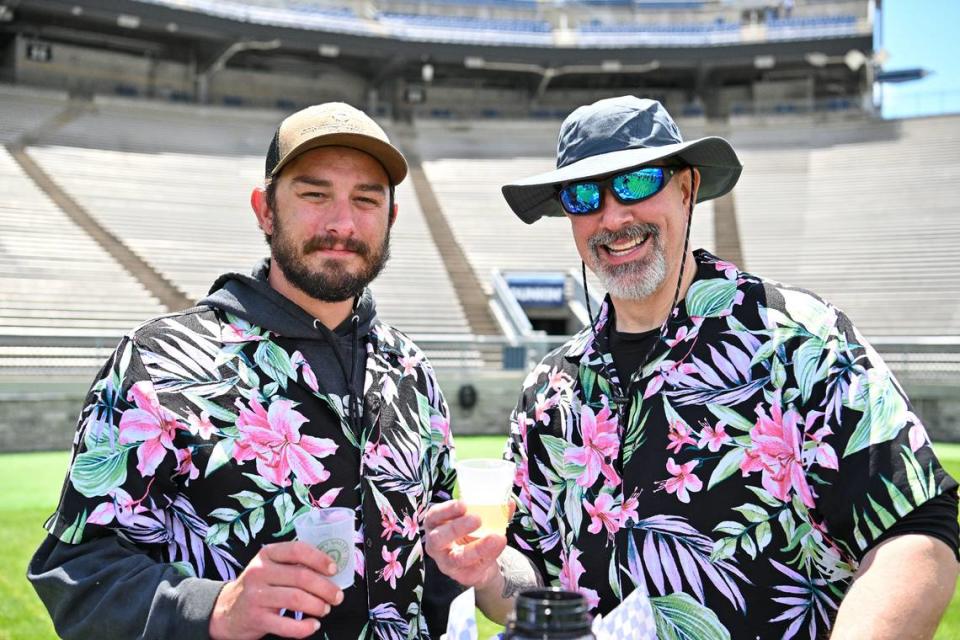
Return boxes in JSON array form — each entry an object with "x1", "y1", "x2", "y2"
[{"x1": 269, "y1": 212, "x2": 391, "y2": 303}]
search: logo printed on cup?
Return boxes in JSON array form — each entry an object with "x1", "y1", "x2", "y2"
[{"x1": 319, "y1": 537, "x2": 351, "y2": 571}]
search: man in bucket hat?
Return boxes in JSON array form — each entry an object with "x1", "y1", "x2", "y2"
[
  {"x1": 29, "y1": 103, "x2": 461, "y2": 639},
  {"x1": 425, "y1": 96, "x2": 958, "y2": 638}
]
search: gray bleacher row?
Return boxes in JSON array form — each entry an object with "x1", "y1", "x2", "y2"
[
  {"x1": 2, "y1": 91, "x2": 959, "y2": 384},
  {"x1": 26, "y1": 145, "x2": 474, "y2": 340},
  {"x1": 0, "y1": 145, "x2": 166, "y2": 376}
]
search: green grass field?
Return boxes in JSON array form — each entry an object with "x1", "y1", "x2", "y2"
[{"x1": 2, "y1": 440, "x2": 958, "y2": 639}]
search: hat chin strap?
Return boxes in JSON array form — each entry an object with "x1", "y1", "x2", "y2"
[{"x1": 581, "y1": 167, "x2": 695, "y2": 380}]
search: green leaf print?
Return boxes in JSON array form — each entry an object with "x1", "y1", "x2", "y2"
[
  {"x1": 843, "y1": 371, "x2": 911, "y2": 457},
  {"x1": 206, "y1": 438, "x2": 235, "y2": 477},
  {"x1": 707, "y1": 447, "x2": 746, "y2": 490},
  {"x1": 793, "y1": 337, "x2": 826, "y2": 404},
  {"x1": 686, "y1": 278, "x2": 739, "y2": 319},
  {"x1": 650, "y1": 592, "x2": 731, "y2": 640},
  {"x1": 71, "y1": 441, "x2": 135, "y2": 497},
  {"x1": 253, "y1": 341, "x2": 297, "y2": 387},
  {"x1": 540, "y1": 434, "x2": 583, "y2": 479},
  {"x1": 706, "y1": 404, "x2": 755, "y2": 433},
  {"x1": 780, "y1": 289, "x2": 837, "y2": 341},
  {"x1": 622, "y1": 398, "x2": 649, "y2": 467}
]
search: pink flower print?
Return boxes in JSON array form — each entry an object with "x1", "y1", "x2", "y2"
[
  {"x1": 174, "y1": 447, "x2": 200, "y2": 482},
  {"x1": 644, "y1": 361, "x2": 698, "y2": 399},
  {"x1": 908, "y1": 424, "x2": 928, "y2": 453},
  {"x1": 431, "y1": 413, "x2": 452, "y2": 446},
  {"x1": 665, "y1": 325, "x2": 689, "y2": 348},
  {"x1": 740, "y1": 397, "x2": 816, "y2": 508},
  {"x1": 714, "y1": 259, "x2": 739, "y2": 280},
  {"x1": 661, "y1": 457, "x2": 703, "y2": 503},
  {"x1": 513, "y1": 411, "x2": 534, "y2": 446},
  {"x1": 559, "y1": 547, "x2": 600, "y2": 610},
  {"x1": 311, "y1": 488, "x2": 342, "y2": 509},
  {"x1": 547, "y1": 369, "x2": 572, "y2": 392},
  {"x1": 290, "y1": 351, "x2": 319, "y2": 393},
  {"x1": 563, "y1": 403, "x2": 620, "y2": 488},
  {"x1": 380, "y1": 507, "x2": 402, "y2": 540},
  {"x1": 186, "y1": 411, "x2": 216, "y2": 440},
  {"x1": 363, "y1": 440, "x2": 393, "y2": 470},
  {"x1": 806, "y1": 425, "x2": 838, "y2": 470},
  {"x1": 380, "y1": 546, "x2": 403, "y2": 588},
  {"x1": 618, "y1": 492, "x2": 639, "y2": 528},
  {"x1": 399, "y1": 354, "x2": 422, "y2": 378},
  {"x1": 232, "y1": 397, "x2": 337, "y2": 487},
  {"x1": 583, "y1": 493, "x2": 619, "y2": 537},
  {"x1": 697, "y1": 423, "x2": 731, "y2": 453},
  {"x1": 666, "y1": 420, "x2": 697, "y2": 454},
  {"x1": 533, "y1": 392, "x2": 556, "y2": 426},
  {"x1": 401, "y1": 513, "x2": 419, "y2": 540},
  {"x1": 221, "y1": 320, "x2": 264, "y2": 343},
  {"x1": 119, "y1": 381, "x2": 187, "y2": 477},
  {"x1": 88, "y1": 488, "x2": 148, "y2": 526}
]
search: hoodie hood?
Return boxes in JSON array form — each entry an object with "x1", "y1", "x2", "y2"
[
  {"x1": 200, "y1": 258, "x2": 376, "y2": 436},
  {"x1": 200, "y1": 258, "x2": 377, "y2": 340}
]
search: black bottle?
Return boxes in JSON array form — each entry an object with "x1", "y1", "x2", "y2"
[{"x1": 503, "y1": 588, "x2": 596, "y2": 640}]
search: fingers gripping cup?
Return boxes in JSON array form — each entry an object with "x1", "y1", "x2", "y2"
[
  {"x1": 456, "y1": 459, "x2": 516, "y2": 537},
  {"x1": 294, "y1": 507, "x2": 356, "y2": 589}
]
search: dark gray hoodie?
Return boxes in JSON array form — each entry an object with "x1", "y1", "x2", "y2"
[{"x1": 202, "y1": 258, "x2": 374, "y2": 436}]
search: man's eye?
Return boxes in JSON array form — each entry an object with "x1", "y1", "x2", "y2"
[{"x1": 357, "y1": 197, "x2": 381, "y2": 207}]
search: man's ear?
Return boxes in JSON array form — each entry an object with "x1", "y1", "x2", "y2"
[
  {"x1": 389, "y1": 202, "x2": 399, "y2": 227},
  {"x1": 683, "y1": 167, "x2": 701, "y2": 208},
  {"x1": 251, "y1": 186, "x2": 274, "y2": 236}
]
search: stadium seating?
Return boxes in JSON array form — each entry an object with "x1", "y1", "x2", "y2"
[
  {"x1": 0, "y1": 146, "x2": 165, "y2": 377},
  {"x1": 25, "y1": 144, "x2": 474, "y2": 340}
]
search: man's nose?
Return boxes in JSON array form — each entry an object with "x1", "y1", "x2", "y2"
[
  {"x1": 323, "y1": 199, "x2": 357, "y2": 236},
  {"x1": 597, "y1": 192, "x2": 636, "y2": 230}
]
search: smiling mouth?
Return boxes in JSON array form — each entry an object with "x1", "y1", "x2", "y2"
[{"x1": 603, "y1": 232, "x2": 651, "y2": 257}]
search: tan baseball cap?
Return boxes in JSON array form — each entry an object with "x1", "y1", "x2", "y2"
[{"x1": 265, "y1": 102, "x2": 408, "y2": 184}]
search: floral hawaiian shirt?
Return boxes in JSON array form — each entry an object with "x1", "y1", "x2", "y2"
[
  {"x1": 506, "y1": 249, "x2": 956, "y2": 640},
  {"x1": 47, "y1": 306, "x2": 455, "y2": 639}
]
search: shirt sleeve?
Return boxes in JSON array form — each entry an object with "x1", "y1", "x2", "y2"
[
  {"x1": 804, "y1": 310, "x2": 959, "y2": 562},
  {"x1": 28, "y1": 533, "x2": 223, "y2": 640},
  {"x1": 869, "y1": 490, "x2": 959, "y2": 561},
  {"x1": 45, "y1": 336, "x2": 180, "y2": 546}
]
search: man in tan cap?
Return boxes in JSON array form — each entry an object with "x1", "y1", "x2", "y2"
[{"x1": 30, "y1": 103, "x2": 460, "y2": 639}]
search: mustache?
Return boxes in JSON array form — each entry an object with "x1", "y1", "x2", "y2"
[
  {"x1": 587, "y1": 223, "x2": 660, "y2": 253},
  {"x1": 302, "y1": 234, "x2": 370, "y2": 256}
]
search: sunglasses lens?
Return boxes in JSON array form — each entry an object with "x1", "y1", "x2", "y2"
[
  {"x1": 560, "y1": 182, "x2": 601, "y2": 215},
  {"x1": 612, "y1": 167, "x2": 665, "y2": 202}
]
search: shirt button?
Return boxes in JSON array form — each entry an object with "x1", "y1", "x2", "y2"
[{"x1": 366, "y1": 538, "x2": 373, "y2": 548}]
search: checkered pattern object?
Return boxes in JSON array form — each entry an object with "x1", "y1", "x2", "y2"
[{"x1": 591, "y1": 586, "x2": 657, "y2": 640}]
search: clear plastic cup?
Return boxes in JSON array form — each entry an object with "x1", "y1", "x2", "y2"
[
  {"x1": 456, "y1": 458, "x2": 516, "y2": 537},
  {"x1": 294, "y1": 506, "x2": 356, "y2": 589}
]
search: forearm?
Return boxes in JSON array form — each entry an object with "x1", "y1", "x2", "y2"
[
  {"x1": 475, "y1": 546, "x2": 544, "y2": 625},
  {"x1": 831, "y1": 535, "x2": 958, "y2": 640},
  {"x1": 29, "y1": 534, "x2": 224, "y2": 640}
]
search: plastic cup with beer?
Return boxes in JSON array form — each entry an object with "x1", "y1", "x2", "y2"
[
  {"x1": 456, "y1": 458, "x2": 516, "y2": 537},
  {"x1": 293, "y1": 506, "x2": 356, "y2": 589}
]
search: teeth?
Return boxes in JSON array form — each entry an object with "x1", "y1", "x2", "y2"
[{"x1": 605, "y1": 234, "x2": 648, "y2": 254}]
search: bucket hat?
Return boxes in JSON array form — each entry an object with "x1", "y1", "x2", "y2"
[{"x1": 502, "y1": 96, "x2": 742, "y2": 224}]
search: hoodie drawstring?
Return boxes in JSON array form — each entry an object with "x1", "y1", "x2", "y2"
[{"x1": 312, "y1": 314, "x2": 364, "y2": 436}]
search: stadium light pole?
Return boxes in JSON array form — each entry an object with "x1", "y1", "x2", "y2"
[{"x1": 197, "y1": 38, "x2": 282, "y2": 104}]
